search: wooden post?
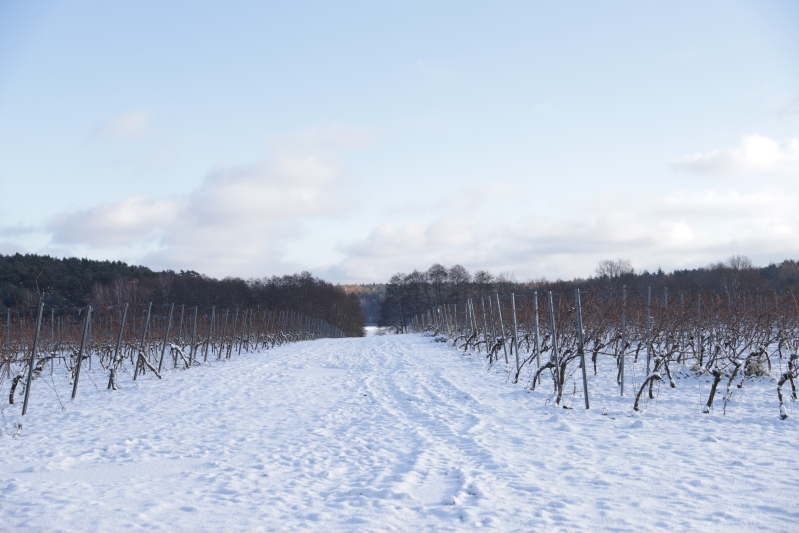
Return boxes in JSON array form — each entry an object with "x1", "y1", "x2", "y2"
[
  {"x1": 6, "y1": 309, "x2": 10, "y2": 355},
  {"x1": 237, "y1": 309, "x2": 245, "y2": 355},
  {"x1": 532, "y1": 292, "x2": 541, "y2": 381},
  {"x1": 487, "y1": 298, "x2": 498, "y2": 359},
  {"x1": 50, "y1": 307, "x2": 55, "y2": 375},
  {"x1": 547, "y1": 291, "x2": 561, "y2": 400},
  {"x1": 6, "y1": 307, "x2": 11, "y2": 362},
  {"x1": 697, "y1": 293, "x2": 702, "y2": 367},
  {"x1": 646, "y1": 286, "x2": 652, "y2": 374},
  {"x1": 255, "y1": 308, "x2": 266, "y2": 349},
  {"x1": 176, "y1": 304, "x2": 185, "y2": 346},
  {"x1": 189, "y1": 306, "x2": 198, "y2": 366},
  {"x1": 158, "y1": 303, "x2": 174, "y2": 373},
  {"x1": 575, "y1": 288, "x2": 589, "y2": 409},
  {"x1": 246, "y1": 309, "x2": 253, "y2": 351},
  {"x1": 238, "y1": 309, "x2": 247, "y2": 355},
  {"x1": 204, "y1": 307, "x2": 215, "y2": 362},
  {"x1": 620, "y1": 286, "x2": 626, "y2": 396},
  {"x1": 21, "y1": 300, "x2": 44, "y2": 415},
  {"x1": 71, "y1": 306, "x2": 92, "y2": 400},
  {"x1": 481, "y1": 298, "x2": 490, "y2": 357},
  {"x1": 229, "y1": 309, "x2": 239, "y2": 359},
  {"x1": 679, "y1": 291, "x2": 685, "y2": 363},
  {"x1": 133, "y1": 302, "x2": 152, "y2": 381},
  {"x1": 496, "y1": 294, "x2": 509, "y2": 364},
  {"x1": 108, "y1": 303, "x2": 129, "y2": 389},
  {"x1": 511, "y1": 293, "x2": 520, "y2": 376},
  {"x1": 86, "y1": 314, "x2": 93, "y2": 371},
  {"x1": 219, "y1": 309, "x2": 229, "y2": 360}
]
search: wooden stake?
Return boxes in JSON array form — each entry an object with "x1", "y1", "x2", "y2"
[
  {"x1": 158, "y1": 303, "x2": 174, "y2": 373},
  {"x1": 496, "y1": 294, "x2": 509, "y2": 364},
  {"x1": 133, "y1": 302, "x2": 152, "y2": 380},
  {"x1": 71, "y1": 306, "x2": 92, "y2": 400},
  {"x1": 511, "y1": 293, "x2": 520, "y2": 377},
  {"x1": 108, "y1": 303, "x2": 129, "y2": 389},
  {"x1": 547, "y1": 291, "x2": 561, "y2": 401},
  {"x1": 21, "y1": 300, "x2": 44, "y2": 415},
  {"x1": 575, "y1": 288, "x2": 589, "y2": 409}
]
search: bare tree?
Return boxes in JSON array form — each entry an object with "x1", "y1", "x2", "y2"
[
  {"x1": 473, "y1": 270, "x2": 494, "y2": 299},
  {"x1": 449, "y1": 265, "x2": 471, "y2": 306},
  {"x1": 596, "y1": 258, "x2": 634, "y2": 279},
  {"x1": 427, "y1": 264, "x2": 449, "y2": 306}
]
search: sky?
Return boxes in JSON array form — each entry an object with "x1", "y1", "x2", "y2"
[{"x1": 1, "y1": 0, "x2": 798, "y2": 283}]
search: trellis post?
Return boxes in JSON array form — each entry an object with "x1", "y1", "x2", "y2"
[
  {"x1": 71, "y1": 306, "x2": 92, "y2": 399},
  {"x1": 21, "y1": 300, "x2": 44, "y2": 415},
  {"x1": 575, "y1": 288, "x2": 589, "y2": 409}
]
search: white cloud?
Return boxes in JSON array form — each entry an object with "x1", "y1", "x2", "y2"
[
  {"x1": 94, "y1": 108, "x2": 152, "y2": 139},
  {"x1": 673, "y1": 135, "x2": 799, "y2": 175},
  {"x1": 48, "y1": 196, "x2": 178, "y2": 247},
  {"x1": 46, "y1": 129, "x2": 354, "y2": 276},
  {"x1": 322, "y1": 187, "x2": 799, "y2": 282},
  {"x1": 657, "y1": 190, "x2": 796, "y2": 216}
]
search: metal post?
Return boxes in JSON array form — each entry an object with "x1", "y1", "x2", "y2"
[
  {"x1": 575, "y1": 288, "x2": 589, "y2": 409},
  {"x1": 21, "y1": 300, "x2": 44, "y2": 415},
  {"x1": 133, "y1": 302, "x2": 152, "y2": 380},
  {"x1": 71, "y1": 306, "x2": 92, "y2": 400},
  {"x1": 158, "y1": 303, "x2": 174, "y2": 373}
]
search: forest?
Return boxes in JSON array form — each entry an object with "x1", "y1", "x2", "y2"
[
  {"x1": 378, "y1": 256, "x2": 799, "y2": 330},
  {"x1": 0, "y1": 253, "x2": 364, "y2": 338}
]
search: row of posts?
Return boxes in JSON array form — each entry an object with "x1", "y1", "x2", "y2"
[
  {"x1": 16, "y1": 302, "x2": 344, "y2": 416},
  {"x1": 410, "y1": 289, "x2": 591, "y2": 409},
  {"x1": 409, "y1": 284, "x2": 740, "y2": 408}
]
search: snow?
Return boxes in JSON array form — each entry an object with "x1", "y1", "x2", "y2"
[{"x1": 2, "y1": 333, "x2": 798, "y2": 531}]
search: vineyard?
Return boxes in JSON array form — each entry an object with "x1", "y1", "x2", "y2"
[
  {"x1": 1, "y1": 302, "x2": 345, "y2": 416},
  {"x1": 405, "y1": 286, "x2": 799, "y2": 420}
]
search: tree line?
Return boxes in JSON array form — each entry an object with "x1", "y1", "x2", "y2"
[
  {"x1": 0, "y1": 254, "x2": 365, "y2": 337},
  {"x1": 379, "y1": 256, "x2": 799, "y2": 331}
]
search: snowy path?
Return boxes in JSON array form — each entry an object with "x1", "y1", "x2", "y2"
[{"x1": 1, "y1": 333, "x2": 798, "y2": 532}]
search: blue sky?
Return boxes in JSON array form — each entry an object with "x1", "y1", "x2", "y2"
[{"x1": 1, "y1": 1, "x2": 798, "y2": 282}]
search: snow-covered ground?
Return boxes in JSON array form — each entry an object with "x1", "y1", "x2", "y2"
[{"x1": 1, "y1": 333, "x2": 798, "y2": 532}]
